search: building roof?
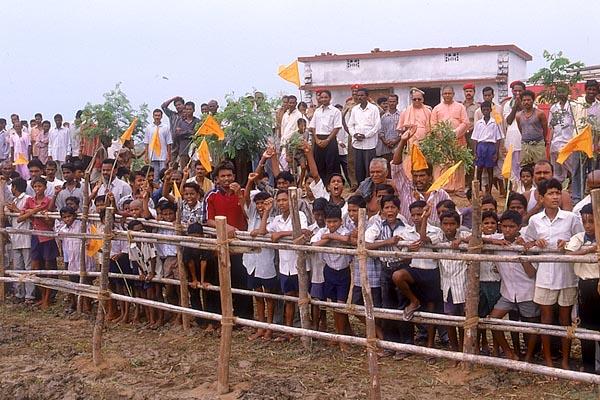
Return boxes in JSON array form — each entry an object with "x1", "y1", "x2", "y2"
[{"x1": 298, "y1": 44, "x2": 533, "y2": 63}]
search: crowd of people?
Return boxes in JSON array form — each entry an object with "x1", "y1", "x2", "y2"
[{"x1": 1, "y1": 79, "x2": 600, "y2": 372}]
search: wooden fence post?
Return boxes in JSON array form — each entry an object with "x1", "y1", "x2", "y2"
[
  {"x1": 0, "y1": 180, "x2": 5, "y2": 302},
  {"x1": 216, "y1": 216, "x2": 234, "y2": 394},
  {"x1": 591, "y1": 189, "x2": 600, "y2": 296},
  {"x1": 463, "y1": 180, "x2": 482, "y2": 360},
  {"x1": 357, "y1": 208, "x2": 381, "y2": 400},
  {"x1": 77, "y1": 171, "x2": 91, "y2": 313},
  {"x1": 289, "y1": 186, "x2": 312, "y2": 350},
  {"x1": 92, "y1": 206, "x2": 114, "y2": 366},
  {"x1": 176, "y1": 199, "x2": 191, "y2": 330}
]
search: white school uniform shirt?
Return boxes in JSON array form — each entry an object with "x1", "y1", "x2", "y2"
[
  {"x1": 548, "y1": 102, "x2": 575, "y2": 153},
  {"x1": 565, "y1": 232, "x2": 598, "y2": 280},
  {"x1": 310, "y1": 225, "x2": 352, "y2": 271},
  {"x1": 266, "y1": 211, "x2": 308, "y2": 276},
  {"x1": 348, "y1": 102, "x2": 381, "y2": 150},
  {"x1": 308, "y1": 179, "x2": 348, "y2": 218},
  {"x1": 430, "y1": 230, "x2": 471, "y2": 304},
  {"x1": 307, "y1": 222, "x2": 326, "y2": 284},
  {"x1": 407, "y1": 223, "x2": 442, "y2": 270},
  {"x1": 280, "y1": 108, "x2": 305, "y2": 146},
  {"x1": 336, "y1": 128, "x2": 349, "y2": 156},
  {"x1": 471, "y1": 118, "x2": 503, "y2": 143},
  {"x1": 156, "y1": 228, "x2": 178, "y2": 257},
  {"x1": 572, "y1": 195, "x2": 591, "y2": 220},
  {"x1": 69, "y1": 123, "x2": 81, "y2": 158},
  {"x1": 128, "y1": 241, "x2": 157, "y2": 274},
  {"x1": 144, "y1": 123, "x2": 172, "y2": 161},
  {"x1": 308, "y1": 104, "x2": 342, "y2": 137},
  {"x1": 56, "y1": 220, "x2": 96, "y2": 272},
  {"x1": 480, "y1": 233, "x2": 502, "y2": 282},
  {"x1": 97, "y1": 177, "x2": 132, "y2": 205},
  {"x1": 495, "y1": 236, "x2": 537, "y2": 302},
  {"x1": 9, "y1": 192, "x2": 32, "y2": 249},
  {"x1": 524, "y1": 209, "x2": 584, "y2": 290},
  {"x1": 242, "y1": 202, "x2": 276, "y2": 279},
  {"x1": 48, "y1": 126, "x2": 71, "y2": 162}
]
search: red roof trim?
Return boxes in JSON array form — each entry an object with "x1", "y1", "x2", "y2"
[{"x1": 298, "y1": 44, "x2": 532, "y2": 63}]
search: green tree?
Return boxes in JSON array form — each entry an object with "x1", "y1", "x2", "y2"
[
  {"x1": 528, "y1": 50, "x2": 584, "y2": 105},
  {"x1": 420, "y1": 121, "x2": 474, "y2": 173}
]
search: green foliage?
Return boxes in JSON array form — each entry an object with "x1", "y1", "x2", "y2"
[
  {"x1": 192, "y1": 93, "x2": 276, "y2": 160},
  {"x1": 419, "y1": 121, "x2": 474, "y2": 173},
  {"x1": 284, "y1": 131, "x2": 304, "y2": 160},
  {"x1": 529, "y1": 50, "x2": 585, "y2": 104},
  {"x1": 79, "y1": 83, "x2": 149, "y2": 142}
]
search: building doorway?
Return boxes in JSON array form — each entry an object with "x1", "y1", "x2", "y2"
[{"x1": 419, "y1": 87, "x2": 441, "y2": 108}]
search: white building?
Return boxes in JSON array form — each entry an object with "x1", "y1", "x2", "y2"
[{"x1": 299, "y1": 44, "x2": 532, "y2": 109}]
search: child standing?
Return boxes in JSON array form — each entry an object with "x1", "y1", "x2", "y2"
[
  {"x1": 6, "y1": 178, "x2": 33, "y2": 303},
  {"x1": 471, "y1": 101, "x2": 503, "y2": 195},
  {"x1": 565, "y1": 203, "x2": 599, "y2": 373},
  {"x1": 307, "y1": 198, "x2": 328, "y2": 331},
  {"x1": 127, "y1": 220, "x2": 158, "y2": 326},
  {"x1": 524, "y1": 178, "x2": 584, "y2": 369},
  {"x1": 155, "y1": 201, "x2": 178, "y2": 327},
  {"x1": 10, "y1": 121, "x2": 31, "y2": 180}
]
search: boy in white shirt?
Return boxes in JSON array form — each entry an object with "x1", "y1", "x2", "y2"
[
  {"x1": 307, "y1": 198, "x2": 328, "y2": 331},
  {"x1": 524, "y1": 178, "x2": 584, "y2": 369},
  {"x1": 471, "y1": 101, "x2": 503, "y2": 195}
]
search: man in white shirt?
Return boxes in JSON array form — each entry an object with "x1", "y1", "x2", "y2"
[
  {"x1": 572, "y1": 170, "x2": 600, "y2": 219},
  {"x1": 524, "y1": 178, "x2": 584, "y2": 370},
  {"x1": 308, "y1": 90, "x2": 342, "y2": 182},
  {"x1": 144, "y1": 109, "x2": 172, "y2": 180},
  {"x1": 68, "y1": 110, "x2": 83, "y2": 162},
  {"x1": 279, "y1": 95, "x2": 305, "y2": 169},
  {"x1": 96, "y1": 158, "x2": 132, "y2": 205},
  {"x1": 348, "y1": 88, "x2": 381, "y2": 184},
  {"x1": 48, "y1": 113, "x2": 71, "y2": 179},
  {"x1": 0, "y1": 118, "x2": 10, "y2": 162}
]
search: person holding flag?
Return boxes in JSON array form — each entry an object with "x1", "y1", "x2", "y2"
[{"x1": 144, "y1": 109, "x2": 172, "y2": 182}]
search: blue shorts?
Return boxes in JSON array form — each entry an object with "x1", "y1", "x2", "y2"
[
  {"x1": 31, "y1": 236, "x2": 59, "y2": 263},
  {"x1": 351, "y1": 285, "x2": 383, "y2": 308},
  {"x1": 247, "y1": 273, "x2": 279, "y2": 291},
  {"x1": 310, "y1": 282, "x2": 325, "y2": 301},
  {"x1": 280, "y1": 274, "x2": 299, "y2": 294},
  {"x1": 444, "y1": 290, "x2": 465, "y2": 316},
  {"x1": 409, "y1": 267, "x2": 442, "y2": 304},
  {"x1": 323, "y1": 265, "x2": 351, "y2": 302},
  {"x1": 475, "y1": 142, "x2": 497, "y2": 168}
]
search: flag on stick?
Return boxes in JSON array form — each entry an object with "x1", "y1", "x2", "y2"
[
  {"x1": 557, "y1": 124, "x2": 593, "y2": 164},
  {"x1": 278, "y1": 60, "x2": 300, "y2": 87},
  {"x1": 173, "y1": 180, "x2": 182, "y2": 200},
  {"x1": 149, "y1": 127, "x2": 161, "y2": 157},
  {"x1": 86, "y1": 224, "x2": 103, "y2": 257},
  {"x1": 14, "y1": 153, "x2": 28, "y2": 165},
  {"x1": 427, "y1": 161, "x2": 463, "y2": 193},
  {"x1": 410, "y1": 144, "x2": 428, "y2": 171},
  {"x1": 197, "y1": 138, "x2": 213, "y2": 172},
  {"x1": 501, "y1": 144, "x2": 513, "y2": 179},
  {"x1": 119, "y1": 117, "x2": 138, "y2": 144},
  {"x1": 196, "y1": 115, "x2": 225, "y2": 141}
]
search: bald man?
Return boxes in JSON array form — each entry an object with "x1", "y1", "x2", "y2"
[
  {"x1": 572, "y1": 170, "x2": 600, "y2": 218},
  {"x1": 524, "y1": 160, "x2": 573, "y2": 223}
]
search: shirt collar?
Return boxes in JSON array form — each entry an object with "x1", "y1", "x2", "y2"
[
  {"x1": 542, "y1": 208, "x2": 566, "y2": 221},
  {"x1": 382, "y1": 218, "x2": 404, "y2": 228},
  {"x1": 584, "y1": 233, "x2": 596, "y2": 243}
]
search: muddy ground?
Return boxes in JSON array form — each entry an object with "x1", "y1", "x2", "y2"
[{"x1": 1, "y1": 302, "x2": 598, "y2": 400}]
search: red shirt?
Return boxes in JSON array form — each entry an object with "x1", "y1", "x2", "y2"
[
  {"x1": 23, "y1": 196, "x2": 53, "y2": 243},
  {"x1": 205, "y1": 187, "x2": 247, "y2": 230}
]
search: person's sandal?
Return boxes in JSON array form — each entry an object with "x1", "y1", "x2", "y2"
[{"x1": 403, "y1": 303, "x2": 421, "y2": 321}]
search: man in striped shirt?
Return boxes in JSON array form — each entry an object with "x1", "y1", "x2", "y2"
[
  {"x1": 391, "y1": 130, "x2": 450, "y2": 226},
  {"x1": 376, "y1": 94, "x2": 401, "y2": 167}
]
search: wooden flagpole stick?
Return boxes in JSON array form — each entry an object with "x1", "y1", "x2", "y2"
[
  {"x1": 357, "y1": 208, "x2": 381, "y2": 400},
  {"x1": 463, "y1": 180, "x2": 482, "y2": 362},
  {"x1": 216, "y1": 216, "x2": 234, "y2": 395},
  {"x1": 0, "y1": 180, "x2": 6, "y2": 302},
  {"x1": 289, "y1": 186, "x2": 312, "y2": 350},
  {"x1": 175, "y1": 198, "x2": 191, "y2": 330},
  {"x1": 77, "y1": 171, "x2": 91, "y2": 313},
  {"x1": 92, "y1": 206, "x2": 114, "y2": 366},
  {"x1": 591, "y1": 189, "x2": 600, "y2": 296}
]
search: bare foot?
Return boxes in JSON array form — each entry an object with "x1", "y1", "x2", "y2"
[
  {"x1": 248, "y1": 330, "x2": 264, "y2": 341},
  {"x1": 339, "y1": 343, "x2": 350, "y2": 353},
  {"x1": 262, "y1": 329, "x2": 273, "y2": 340}
]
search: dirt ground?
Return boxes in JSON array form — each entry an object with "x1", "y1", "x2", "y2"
[{"x1": 1, "y1": 302, "x2": 598, "y2": 400}]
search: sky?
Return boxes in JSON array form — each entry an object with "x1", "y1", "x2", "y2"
[{"x1": 2, "y1": 0, "x2": 598, "y2": 121}]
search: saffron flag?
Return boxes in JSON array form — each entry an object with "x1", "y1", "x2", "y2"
[
  {"x1": 197, "y1": 138, "x2": 212, "y2": 172},
  {"x1": 557, "y1": 124, "x2": 594, "y2": 164},
  {"x1": 86, "y1": 224, "x2": 103, "y2": 257},
  {"x1": 410, "y1": 144, "x2": 428, "y2": 171},
  {"x1": 426, "y1": 161, "x2": 463, "y2": 193},
  {"x1": 14, "y1": 153, "x2": 28, "y2": 165},
  {"x1": 502, "y1": 144, "x2": 513, "y2": 179},
  {"x1": 173, "y1": 181, "x2": 182, "y2": 200},
  {"x1": 149, "y1": 127, "x2": 161, "y2": 157},
  {"x1": 119, "y1": 117, "x2": 138, "y2": 144},
  {"x1": 278, "y1": 60, "x2": 301, "y2": 87},
  {"x1": 196, "y1": 115, "x2": 225, "y2": 141}
]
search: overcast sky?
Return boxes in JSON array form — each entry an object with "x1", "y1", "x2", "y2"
[{"x1": 2, "y1": 0, "x2": 598, "y2": 121}]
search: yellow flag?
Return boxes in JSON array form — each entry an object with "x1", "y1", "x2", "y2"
[
  {"x1": 86, "y1": 224, "x2": 103, "y2": 257},
  {"x1": 197, "y1": 138, "x2": 213, "y2": 172},
  {"x1": 492, "y1": 107, "x2": 503, "y2": 125},
  {"x1": 410, "y1": 144, "x2": 428, "y2": 171},
  {"x1": 173, "y1": 181, "x2": 182, "y2": 200},
  {"x1": 149, "y1": 127, "x2": 161, "y2": 156},
  {"x1": 196, "y1": 115, "x2": 225, "y2": 141},
  {"x1": 557, "y1": 124, "x2": 594, "y2": 164},
  {"x1": 119, "y1": 117, "x2": 138, "y2": 144},
  {"x1": 501, "y1": 144, "x2": 513, "y2": 179},
  {"x1": 427, "y1": 161, "x2": 463, "y2": 193},
  {"x1": 14, "y1": 153, "x2": 28, "y2": 165},
  {"x1": 278, "y1": 60, "x2": 300, "y2": 87}
]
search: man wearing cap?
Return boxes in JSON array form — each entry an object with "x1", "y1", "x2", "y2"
[
  {"x1": 571, "y1": 80, "x2": 600, "y2": 203},
  {"x1": 462, "y1": 83, "x2": 479, "y2": 188},
  {"x1": 501, "y1": 81, "x2": 525, "y2": 183}
]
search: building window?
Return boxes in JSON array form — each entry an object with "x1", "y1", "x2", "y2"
[
  {"x1": 444, "y1": 52, "x2": 459, "y2": 62},
  {"x1": 346, "y1": 59, "x2": 360, "y2": 69}
]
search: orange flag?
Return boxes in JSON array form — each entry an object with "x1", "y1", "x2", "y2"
[
  {"x1": 557, "y1": 124, "x2": 594, "y2": 164},
  {"x1": 427, "y1": 161, "x2": 463, "y2": 193},
  {"x1": 119, "y1": 117, "x2": 138, "y2": 144},
  {"x1": 278, "y1": 60, "x2": 301, "y2": 87},
  {"x1": 196, "y1": 115, "x2": 225, "y2": 141},
  {"x1": 86, "y1": 224, "x2": 103, "y2": 257},
  {"x1": 197, "y1": 138, "x2": 213, "y2": 172},
  {"x1": 14, "y1": 153, "x2": 28, "y2": 165},
  {"x1": 410, "y1": 144, "x2": 428, "y2": 171},
  {"x1": 501, "y1": 144, "x2": 513, "y2": 179},
  {"x1": 173, "y1": 180, "x2": 182, "y2": 200},
  {"x1": 149, "y1": 127, "x2": 161, "y2": 156}
]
